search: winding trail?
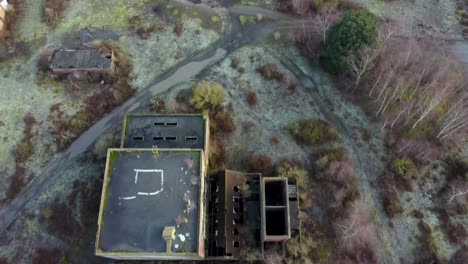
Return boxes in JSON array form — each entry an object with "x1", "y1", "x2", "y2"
[{"x1": 267, "y1": 49, "x2": 397, "y2": 264}]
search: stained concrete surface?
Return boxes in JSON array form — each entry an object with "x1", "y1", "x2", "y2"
[
  {"x1": 123, "y1": 115, "x2": 206, "y2": 149},
  {"x1": 98, "y1": 150, "x2": 201, "y2": 253}
]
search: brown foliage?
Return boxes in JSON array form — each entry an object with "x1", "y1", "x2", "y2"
[
  {"x1": 174, "y1": 22, "x2": 183, "y2": 37},
  {"x1": 4, "y1": 165, "x2": 26, "y2": 203},
  {"x1": 451, "y1": 245, "x2": 468, "y2": 264},
  {"x1": 246, "y1": 90, "x2": 257, "y2": 106},
  {"x1": 412, "y1": 210, "x2": 424, "y2": 219},
  {"x1": 32, "y1": 248, "x2": 63, "y2": 264},
  {"x1": 2, "y1": 113, "x2": 37, "y2": 204},
  {"x1": 43, "y1": 0, "x2": 70, "y2": 27},
  {"x1": 256, "y1": 64, "x2": 283, "y2": 81},
  {"x1": 247, "y1": 155, "x2": 273, "y2": 176},
  {"x1": 210, "y1": 110, "x2": 236, "y2": 134},
  {"x1": 382, "y1": 191, "x2": 403, "y2": 217},
  {"x1": 43, "y1": 176, "x2": 102, "y2": 242},
  {"x1": 230, "y1": 57, "x2": 240, "y2": 69},
  {"x1": 15, "y1": 113, "x2": 36, "y2": 163},
  {"x1": 43, "y1": 198, "x2": 82, "y2": 241},
  {"x1": 129, "y1": 16, "x2": 164, "y2": 39},
  {"x1": 208, "y1": 136, "x2": 225, "y2": 172},
  {"x1": 437, "y1": 209, "x2": 467, "y2": 244}
]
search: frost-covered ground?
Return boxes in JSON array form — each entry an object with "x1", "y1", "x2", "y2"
[{"x1": 350, "y1": 0, "x2": 463, "y2": 39}]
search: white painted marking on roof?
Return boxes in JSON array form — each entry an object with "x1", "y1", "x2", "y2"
[
  {"x1": 119, "y1": 169, "x2": 164, "y2": 201},
  {"x1": 178, "y1": 234, "x2": 186, "y2": 242},
  {"x1": 185, "y1": 233, "x2": 190, "y2": 237},
  {"x1": 175, "y1": 244, "x2": 179, "y2": 249},
  {"x1": 121, "y1": 196, "x2": 136, "y2": 200}
]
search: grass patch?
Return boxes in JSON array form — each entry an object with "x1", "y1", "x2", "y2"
[{"x1": 239, "y1": 15, "x2": 256, "y2": 26}]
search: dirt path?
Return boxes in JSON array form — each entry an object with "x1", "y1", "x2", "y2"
[{"x1": 267, "y1": 48, "x2": 398, "y2": 264}]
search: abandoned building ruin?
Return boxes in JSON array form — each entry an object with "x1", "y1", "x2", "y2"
[
  {"x1": 49, "y1": 48, "x2": 113, "y2": 79},
  {"x1": 95, "y1": 114, "x2": 300, "y2": 260}
]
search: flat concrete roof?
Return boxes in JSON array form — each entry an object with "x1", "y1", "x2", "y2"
[
  {"x1": 97, "y1": 149, "x2": 202, "y2": 255},
  {"x1": 122, "y1": 115, "x2": 207, "y2": 149},
  {"x1": 50, "y1": 49, "x2": 112, "y2": 69}
]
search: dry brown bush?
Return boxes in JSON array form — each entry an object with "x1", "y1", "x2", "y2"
[
  {"x1": 246, "y1": 90, "x2": 257, "y2": 106},
  {"x1": 247, "y1": 155, "x2": 273, "y2": 176},
  {"x1": 208, "y1": 136, "x2": 225, "y2": 172},
  {"x1": 210, "y1": 110, "x2": 236, "y2": 134},
  {"x1": 43, "y1": 0, "x2": 70, "y2": 27},
  {"x1": 256, "y1": 64, "x2": 283, "y2": 81}
]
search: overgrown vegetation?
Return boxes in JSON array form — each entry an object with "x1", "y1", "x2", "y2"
[
  {"x1": 46, "y1": 41, "x2": 135, "y2": 151},
  {"x1": 190, "y1": 81, "x2": 225, "y2": 112},
  {"x1": 1, "y1": 113, "x2": 36, "y2": 205},
  {"x1": 247, "y1": 155, "x2": 273, "y2": 176},
  {"x1": 289, "y1": 119, "x2": 339, "y2": 146}
]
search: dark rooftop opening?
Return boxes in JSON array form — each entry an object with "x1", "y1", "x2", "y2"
[
  {"x1": 265, "y1": 208, "x2": 288, "y2": 236},
  {"x1": 233, "y1": 241, "x2": 240, "y2": 248},
  {"x1": 226, "y1": 253, "x2": 232, "y2": 257},
  {"x1": 131, "y1": 136, "x2": 144, "y2": 141},
  {"x1": 233, "y1": 186, "x2": 240, "y2": 192},
  {"x1": 185, "y1": 136, "x2": 198, "y2": 141},
  {"x1": 233, "y1": 228, "x2": 239, "y2": 235},
  {"x1": 233, "y1": 207, "x2": 240, "y2": 214},
  {"x1": 154, "y1": 122, "x2": 165, "y2": 126},
  {"x1": 166, "y1": 122, "x2": 178, "y2": 126},
  {"x1": 233, "y1": 197, "x2": 240, "y2": 202},
  {"x1": 165, "y1": 136, "x2": 177, "y2": 141},
  {"x1": 218, "y1": 247, "x2": 225, "y2": 256},
  {"x1": 265, "y1": 181, "x2": 286, "y2": 206},
  {"x1": 153, "y1": 136, "x2": 164, "y2": 140}
]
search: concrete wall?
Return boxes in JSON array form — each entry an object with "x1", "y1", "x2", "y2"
[{"x1": 0, "y1": 5, "x2": 6, "y2": 32}]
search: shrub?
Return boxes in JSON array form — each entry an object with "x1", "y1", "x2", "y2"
[
  {"x1": 43, "y1": 0, "x2": 70, "y2": 27},
  {"x1": 190, "y1": 81, "x2": 225, "y2": 111},
  {"x1": 208, "y1": 137, "x2": 225, "y2": 172},
  {"x1": 391, "y1": 158, "x2": 415, "y2": 180},
  {"x1": 323, "y1": 10, "x2": 379, "y2": 74},
  {"x1": 15, "y1": 141, "x2": 34, "y2": 163},
  {"x1": 230, "y1": 57, "x2": 240, "y2": 69},
  {"x1": 211, "y1": 110, "x2": 236, "y2": 134},
  {"x1": 285, "y1": 234, "x2": 314, "y2": 264},
  {"x1": 383, "y1": 191, "x2": 403, "y2": 217},
  {"x1": 256, "y1": 64, "x2": 283, "y2": 81},
  {"x1": 289, "y1": 119, "x2": 339, "y2": 145},
  {"x1": 247, "y1": 155, "x2": 273, "y2": 176},
  {"x1": 246, "y1": 91, "x2": 257, "y2": 106}
]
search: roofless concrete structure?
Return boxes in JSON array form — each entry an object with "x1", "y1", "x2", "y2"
[{"x1": 95, "y1": 114, "x2": 298, "y2": 261}]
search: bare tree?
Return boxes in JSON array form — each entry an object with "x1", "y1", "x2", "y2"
[
  {"x1": 448, "y1": 183, "x2": 468, "y2": 204},
  {"x1": 378, "y1": 19, "x2": 400, "y2": 45},
  {"x1": 313, "y1": 0, "x2": 339, "y2": 44},
  {"x1": 347, "y1": 47, "x2": 378, "y2": 88},
  {"x1": 437, "y1": 92, "x2": 468, "y2": 140}
]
